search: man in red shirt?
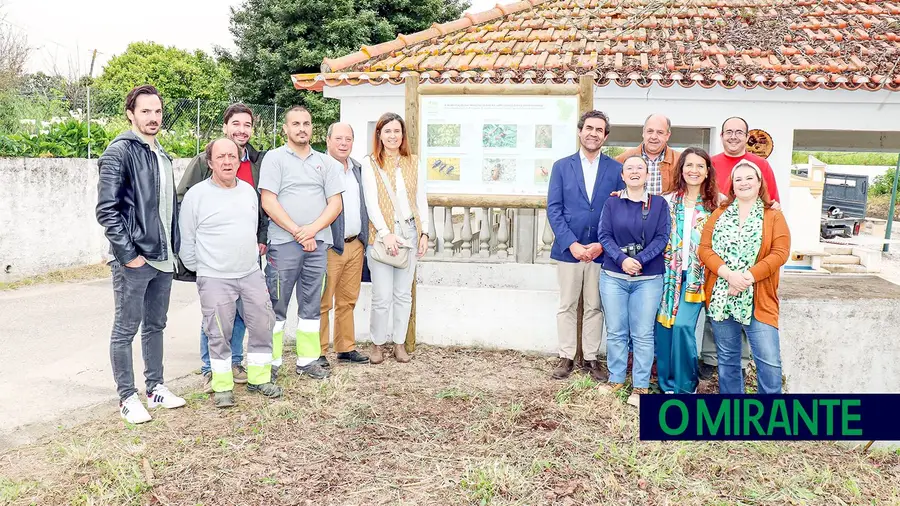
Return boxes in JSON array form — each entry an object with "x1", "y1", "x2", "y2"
[
  {"x1": 711, "y1": 117, "x2": 781, "y2": 203},
  {"x1": 176, "y1": 103, "x2": 269, "y2": 392},
  {"x1": 700, "y1": 116, "x2": 781, "y2": 382}
]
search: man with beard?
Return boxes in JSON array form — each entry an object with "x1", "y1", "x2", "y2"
[
  {"x1": 177, "y1": 103, "x2": 269, "y2": 393},
  {"x1": 699, "y1": 116, "x2": 782, "y2": 381},
  {"x1": 258, "y1": 106, "x2": 344, "y2": 380},
  {"x1": 546, "y1": 110, "x2": 625, "y2": 382},
  {"x1": 96, "y1": 84, "x2": 186, "y2": 424}
]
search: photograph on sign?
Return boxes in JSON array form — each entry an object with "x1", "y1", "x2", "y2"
[
  {"x1": 534, "y1": 159, "x2": 553, "y2": 184},
  {"x1": 427, "y1": 156, "x2": 461, "y2": 181},
  {"x1": 482, "y1": 124, "x2": 518, "y2": 149},
  {"x1": 535, "y1": 125, "x2": 553, "y2": 149},
  {"x1": 483, "y1": 158, "x2": 516, "y2": 182},
  {"x1": 427, "y1": 124, "x2": 461, "y2": 148}
]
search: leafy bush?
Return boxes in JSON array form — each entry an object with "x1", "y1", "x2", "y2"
[
  {"x1": 871, "y1": 168, "x2": 900, "y2": 196},
  {"x1": 0, "y1": 117, "x2": 286, "y2": 159}
]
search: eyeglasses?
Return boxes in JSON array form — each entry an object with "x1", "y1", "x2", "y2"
[{"x1": 723, "y1": 129, "x2": 746, "y2": 138}]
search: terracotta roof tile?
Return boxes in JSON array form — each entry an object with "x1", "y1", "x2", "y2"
[{"x1": 302, "y1": 0, "x2": 900, "y2": 91}]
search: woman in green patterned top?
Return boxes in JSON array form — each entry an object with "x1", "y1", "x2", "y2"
[
  {"x1": 698, "y1": 160, "x2": 791, "y2": 394},
  {"x1": 655, "y1": 148, "x2": 722, "y2": 394}
]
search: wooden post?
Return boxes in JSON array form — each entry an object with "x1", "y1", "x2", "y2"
[
  {"x1": 405, "y1": 75, "x2": 419, "y2": 353},
  {"x1": 574, "y1": 74, "x2": 595, "y2": 370}
]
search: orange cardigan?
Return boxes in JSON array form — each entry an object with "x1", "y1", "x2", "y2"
[{"x1": 698, "y1": 206, "x2": 791, "y2": 329}]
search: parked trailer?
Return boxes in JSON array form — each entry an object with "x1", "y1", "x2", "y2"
[{"x1": 820, "y1": 173, "x2": 868, "y2": 239}]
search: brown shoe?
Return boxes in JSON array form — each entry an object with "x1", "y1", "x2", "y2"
[
  {"x1": 369, "y1": 344, "x2": 384, "y2": 365},
  {"x1": 584, "y1": 360, "x2": 609, "y2": 383},
  {"x1": 551, "y1": 358, "x2": 574, "y2": 379},
  {"x1": 627, "y1": 387, "x2": 649, "y2": 408},
  {"x1": 393, "y1": 344, "x2": 410, "y2": 363},
  {"x1": 598, "y1": 382, "x2": 625, "y2": 394}
]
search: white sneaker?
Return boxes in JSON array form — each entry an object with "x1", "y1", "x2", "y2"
[
  {"x1": 120, "y1": 393, "x2": 152, "y2": 424},
  {"x1": 146, "y1": 384, "x2": 186, "y2": 409}
]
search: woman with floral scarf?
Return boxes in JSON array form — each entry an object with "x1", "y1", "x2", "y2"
[
  {"x1": 655, "y1": 148, "x2": 721, "y2": 394},
  {"x1": 698, "y1": 160, "x2": 791, "y2": 394}
]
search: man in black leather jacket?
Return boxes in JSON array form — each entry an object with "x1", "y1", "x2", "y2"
[{"x1": 95, "y1": 84, "x2": 186, "y2": 424}]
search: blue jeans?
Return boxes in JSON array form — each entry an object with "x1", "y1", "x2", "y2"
[
  {"x1": 710, "y1": 315, "x2": 782, "y2": 394},
  {"x1": 600, "y1": 271, "x2": 664, "y2": 388},
  {"x1": 200, "y1": 309, "x2": 245, "y2": 374}
]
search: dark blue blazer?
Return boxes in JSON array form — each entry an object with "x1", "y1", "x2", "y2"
[{"x1": 547, "y1": 152, "x2": 625, "y2": 263}]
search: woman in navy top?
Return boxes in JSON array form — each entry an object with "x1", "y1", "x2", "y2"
[{"x1": 597, "y1": 156, "x2": 671, "y2": 408}]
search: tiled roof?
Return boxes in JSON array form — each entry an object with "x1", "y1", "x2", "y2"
[{"x1": 291, "y1": 0, "x2": 900, "y2": 92}]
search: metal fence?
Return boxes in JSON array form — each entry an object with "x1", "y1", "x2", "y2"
[{"x1": 0, "y1": 86, "x2": 287, "y2": 158}]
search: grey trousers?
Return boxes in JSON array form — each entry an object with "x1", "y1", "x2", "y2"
[
  {"x1": 557, "y1": 261, "x2": 604, "y2": 361},
  {"x1": 367, "y1": 220, "x2": 418, "y2": 346},
  {"x1": 109, "y1": 261, "x2": 173, "y2": 401},
  {"x1": 699, "y1": 311, "x2": 751, "y2": 368},
  {"x1": 265, "y1": 240, "x2": 328, "y2": 366},
  {"x1": 198, "y1": 270, "x2": 274, "y2": 390}
]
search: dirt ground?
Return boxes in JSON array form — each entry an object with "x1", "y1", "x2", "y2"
[{"x1": 1, "y1": 346, "x2": 898, "y2": 506}]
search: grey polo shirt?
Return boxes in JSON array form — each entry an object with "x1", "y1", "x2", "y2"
[{"x1": 258, "y1": 145, "x2": 344, "y2": 246}]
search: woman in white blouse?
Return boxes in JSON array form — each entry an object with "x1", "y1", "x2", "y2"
[{"x1": 361, "y1": 112, "x2": 429, "y2": 364}]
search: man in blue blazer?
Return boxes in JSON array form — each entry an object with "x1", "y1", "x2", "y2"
[{"x1": 547, "y1": 110, "x2": 625, "y2": 381}]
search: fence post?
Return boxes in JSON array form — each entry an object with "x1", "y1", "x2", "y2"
[
  {"x1": 272, "y1": 103, "x2": 278, "y2": 149},
  {"x1": 196, "y1": 98, "x2": 201, "y2": 155},
  {"x1": 86, "y1": 87, "x2": 92, "y2": 160},
  {"x1": 884, "y1": 155, "x2": 900, "y2": 253}
]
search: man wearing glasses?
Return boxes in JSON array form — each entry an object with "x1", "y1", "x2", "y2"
[
  {"x1": 700, "y1": 116, "x2": 781, "y2": 382},
  {"x1": 711, "y1": 117, "x2": 781, "y2": 203}
]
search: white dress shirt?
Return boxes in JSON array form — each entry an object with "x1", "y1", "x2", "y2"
[
  {"x1": 580, "y1": 150, "x2": 600, "y2": 202},
  {"x1": 340, "y1": 162, "x2": 362, "y2": 238}
]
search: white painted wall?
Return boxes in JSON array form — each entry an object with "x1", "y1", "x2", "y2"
[
  {"x1": 326, "y1": 81, "x2": 900, "y2": 224},
  {"x1": 0, "y1": 158, "x2": 190, "y2": 282}
]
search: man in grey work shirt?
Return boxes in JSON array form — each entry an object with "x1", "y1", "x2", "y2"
[
  {"x1": 258, "y1": 105, "x2": 344, "y2": 381},
  {"x1": 96, "y1": 85, "x2": 185, "y2": 424}
]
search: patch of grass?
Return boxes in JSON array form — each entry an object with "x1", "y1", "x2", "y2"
[
  {"x1": 867, "y1": 193, "x2": 900, "y2": 220},
  {"x1": 460, "y1": 465, "x2": 498, "y2": 504},
  {"x1": 68, "y1": 457, "x2": 151, "y2": 506},
  {"x1": 0, "y1": 478, "x2": 40, "y2": 502},
  {"x1": 555, "y1": 374, "x2": 596, "y2": 404},
  {"x1": 792, "y1": 151, "x2": 898, "y2": 167},
  {"x1": 0, "y1": 262, "x2": 109, "y2": 291},
  {"x1": 436, "y1": 387, "x2": 475, "y2": 400}
]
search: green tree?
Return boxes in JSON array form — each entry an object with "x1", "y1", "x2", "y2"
[
  {"x1": 221, "y1": 0, "x2": 469, "y2": 136},
  {"x1": 94, "y1": 42, "x2": 231, "y2": 102}
]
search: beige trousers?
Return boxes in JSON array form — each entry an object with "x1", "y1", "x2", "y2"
[{"x1": 557, "y1": 261, "x2": 604, "y2": 361}]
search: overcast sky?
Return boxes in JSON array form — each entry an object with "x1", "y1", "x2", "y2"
[{"x1": 3, "y1": 0, "x2": 497, "y2": 76}]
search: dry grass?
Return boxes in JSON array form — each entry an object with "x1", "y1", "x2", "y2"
[
  {"x1": 868, "y1": 194, "x2": 900, "y2": 221},
  {"x1": 0, "y1": 262, "x2": 109, "y2": 291},
  {"x1": 1, "y1": 346, "x2": 898, "y2": 506}
]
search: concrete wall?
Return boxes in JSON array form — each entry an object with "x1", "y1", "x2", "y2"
[
  {"x1": 0, "y1": 158, "x2": 189, "y2": 282},
  {"x1": 326, "y1": 81, "x2": 900, "y2": 228}
]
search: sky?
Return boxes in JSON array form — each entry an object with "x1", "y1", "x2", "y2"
[{"x1": 3, "y1": 0, "x2": 497, "y2": 76}]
